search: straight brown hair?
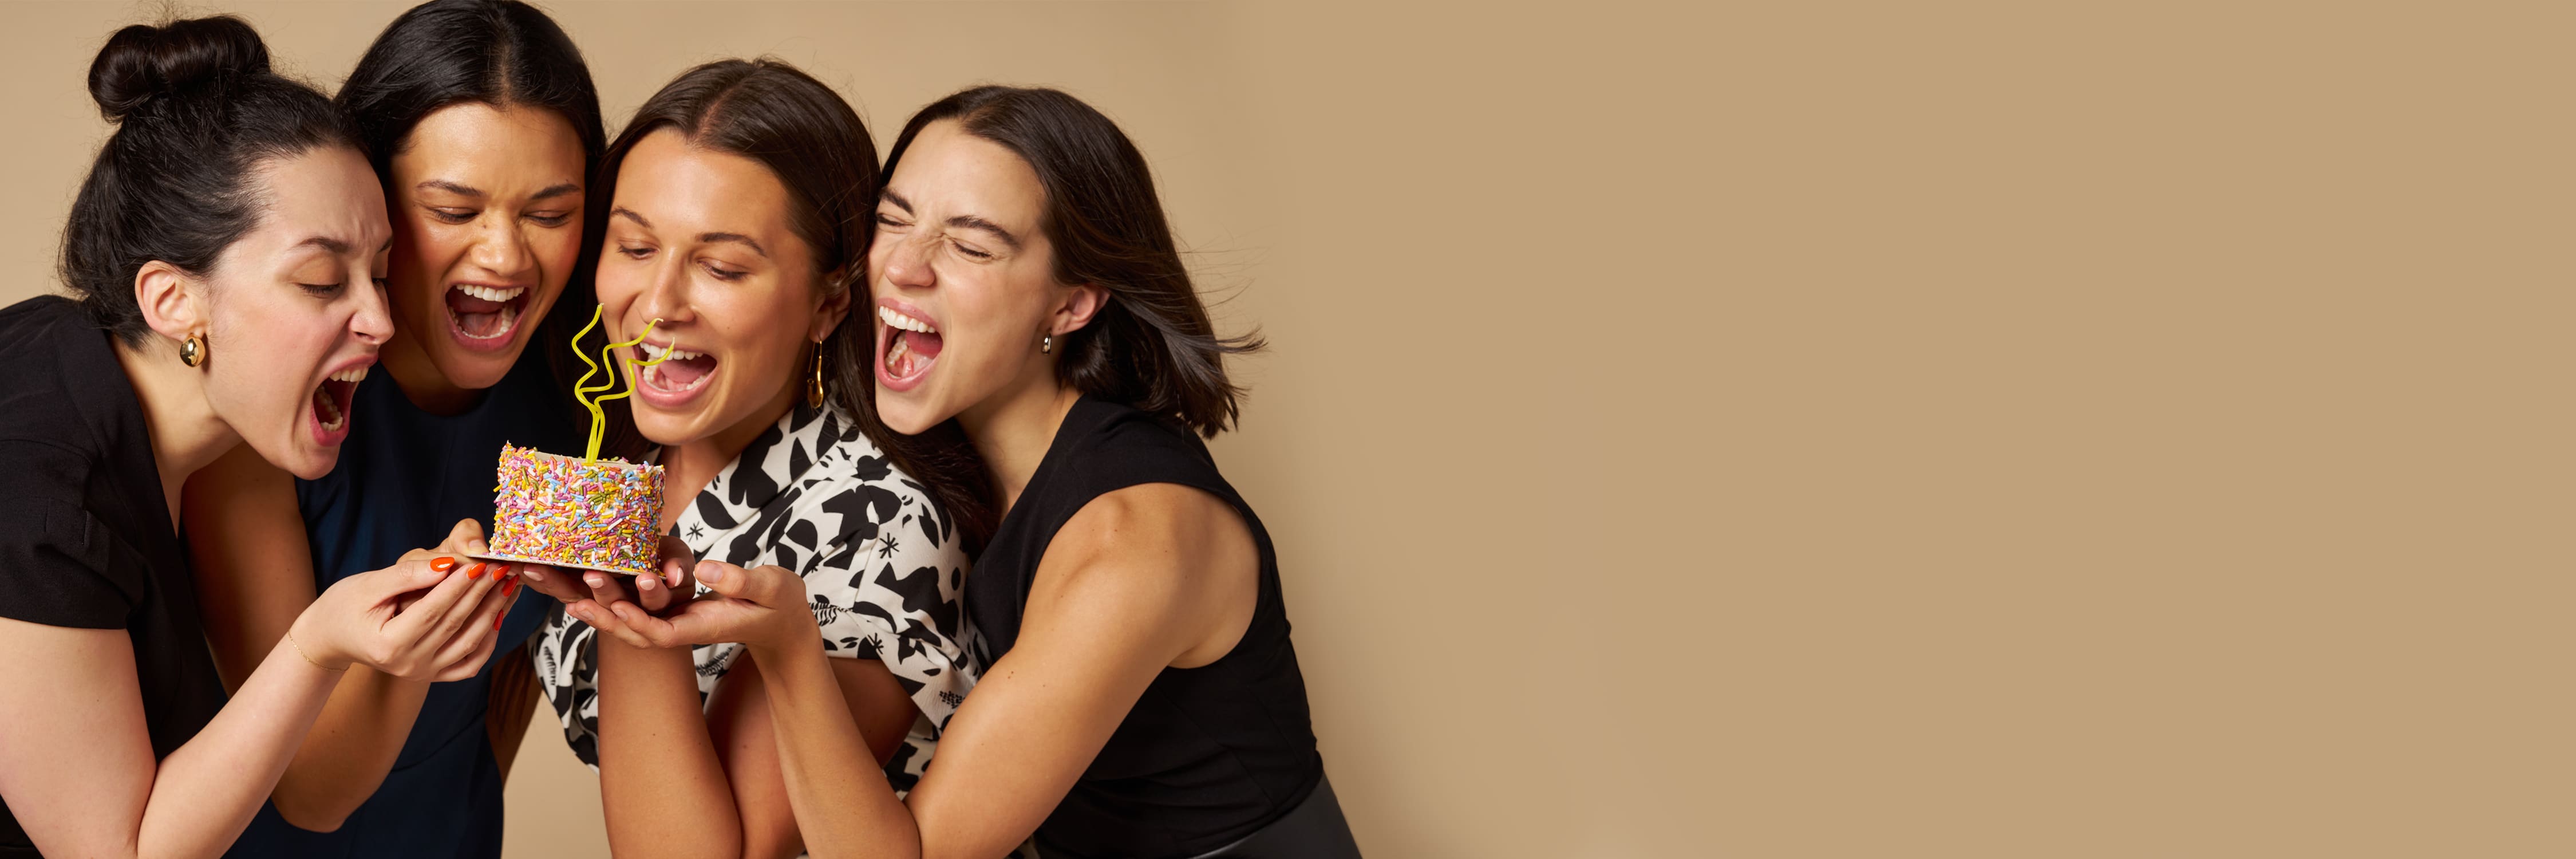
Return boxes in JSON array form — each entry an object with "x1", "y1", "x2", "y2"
[{"x1": 594, "y1": 59, "x2": 993, "y2": 552}]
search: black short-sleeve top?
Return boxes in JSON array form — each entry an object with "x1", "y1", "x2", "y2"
[{"x1": 0, "y1": 296, "x2": 227, "y2": 856}]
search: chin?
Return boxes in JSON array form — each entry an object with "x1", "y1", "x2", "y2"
[
  {"x1": 432, "y1": 345, "x2": 520, "y2": 390},
  {"x1": 872, "y1": 385, "x2": 939, "y2": 435}
]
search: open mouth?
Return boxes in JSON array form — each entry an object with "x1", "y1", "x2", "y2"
[
  {"x1": 445, "y1": 283, "x2": 531, "y2": 350},
  {"x1": 635, "y1": 341, "x2": 718, "y2": 397},
  {"x1": 877, "y1": 305, "x2": 942, "y2": 388},
  {"x1": 310, "y1": 364, "x2": 366, "y2": 441}
]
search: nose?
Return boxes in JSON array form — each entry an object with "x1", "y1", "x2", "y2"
[
  {"x1": 880, "y1": 233, "x2": 936, "y2": 291},
  {"x1": 468, "y1": 215, "x2": 535, "y2": 279},
  {"x1": 635, "y1": 255, "x2": 692, "y2": 332},
  {"x1": 350, "y1": 274, "x2": 394, "y2": 345}
]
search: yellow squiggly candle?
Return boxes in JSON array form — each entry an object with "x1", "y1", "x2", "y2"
[{"x1": 567, "y1": 304, "x2": 671, "y2": 462}]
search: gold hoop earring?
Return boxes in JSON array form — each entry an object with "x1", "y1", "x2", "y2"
[
  {"x1": 1040, "y1": 333, "x2": 1054, "y2": 354},
  {"x1": 807, "y1": 350, "x2": 827, "y2": 408},
  {"x1": 178, "y1": 333, "x2": 206, "y2": 368}
]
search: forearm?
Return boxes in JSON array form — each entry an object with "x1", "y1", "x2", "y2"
[
  {"x1": 752, "y1": 641, "x2": 919, "y2": 859},
  {"x1": 598, "y1": 637, "x2": 744, "y2": 858},
  {"x1": 133, "y1": 632, "x2": 344, "y2": 859},
  {"x1": 268, "y1": 667, "x2": 430, "y2": 830}
]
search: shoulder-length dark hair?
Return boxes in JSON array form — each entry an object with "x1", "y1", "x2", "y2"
[
  {"x1": 335, "y1": 0, "x2": 607, "y2": 412},
  {"x1": 594, "y1": 58, "x2": 995, "y2": 552},
  {"x1": 883, "y1": 85, "x2": 1261, "y2": 439}
]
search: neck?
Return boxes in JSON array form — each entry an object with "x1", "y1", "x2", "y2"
[
  {"x1": 378, "y1": 328, "x2": 477, "y2": 415},
  {"x1": 959, "y1": 371, "x2": 1084, "y2": 515},
  {"x1": 656, "y1": 382, "x2": 801, "y2": 530},
  {"x1": 113, "y1": 337, "x2": 242, "y2": 527}
]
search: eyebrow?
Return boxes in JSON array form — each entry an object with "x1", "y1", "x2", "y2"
[
  {"x1": 417, "y1": 180, "x2": 483, "y2": 198},
  {"x1": 879, "y1": 190, "x2": 1023, "y2": 251},
  {"x1": 611, "y1": 207, "x2": 768, "y2": 258},
  {"x1": 699, "y1": 232, "x2": 768, "y2": 258},
  {"x1": 421, "y1": 180, "x2": 581, "y2": 203},
  {"x1": 294, "y1": 236, "x2": 352, "y2": 255}
]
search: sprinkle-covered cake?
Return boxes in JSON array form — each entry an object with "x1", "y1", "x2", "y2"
[{"x1": 485, "y1": 444, "x2": 665, "y2": 576}]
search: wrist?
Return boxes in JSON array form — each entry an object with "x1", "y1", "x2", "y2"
[{"x1": 286, "y1": 612, "x2": 354, "y2": 672}]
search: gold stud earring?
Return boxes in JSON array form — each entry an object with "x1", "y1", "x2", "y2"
[
  {"x1": 178, "y1": 333, "x2": 207, "y2": 368},
  {"x1": 807, "y1": 350, "x2": 827, "y2": 408},
  {"x1": 1040, "y1": 333, "x2": 1054, "y2": 354}
]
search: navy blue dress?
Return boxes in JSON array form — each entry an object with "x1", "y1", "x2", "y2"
[{"x1": 226, "y1": 353, "x2": 580, "y2": 858}]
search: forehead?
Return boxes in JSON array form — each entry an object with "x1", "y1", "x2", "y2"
[
  {"x1": 234, "y1": 146, "x2": 390, "y2": 259},
  {"x1": 614, "y1": 128, "x2": 796, "y2": 237},
  {"x1": 396, "y1": 102, "x2": 586, "y2": 176},
  {"x1": 888, "y1": 120, "x2": 1045, "y2": 229}
]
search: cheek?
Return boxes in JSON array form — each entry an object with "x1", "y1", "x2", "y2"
[
  {"x1": 393, "y1": 217, "x2": 467, "y2": 302},
  {"x1": 530, "y1": 226, "x2": 583, "y2": 286},
  {"x1": 593, "y1": 262, "x2": 647, "y2": 316}
]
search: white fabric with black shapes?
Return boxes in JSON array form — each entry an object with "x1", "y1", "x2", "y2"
[{"x1": 533, "y1": 402, "x2": 974, "y2": 794}]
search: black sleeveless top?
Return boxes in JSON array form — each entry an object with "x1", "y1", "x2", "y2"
[{"x1": 969, "y1": 397, "x2": 1323, "y2": 859}]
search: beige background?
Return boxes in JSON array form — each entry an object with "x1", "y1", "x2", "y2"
[{"x1": 3, "y1": 1, "x2": 2570, "y2": 856}]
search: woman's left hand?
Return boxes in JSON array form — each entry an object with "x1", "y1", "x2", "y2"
[{"x1": 584, "y1": 559, "x2": 817, "y2": 654}]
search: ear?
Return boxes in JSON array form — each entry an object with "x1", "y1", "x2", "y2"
[
  {"x1": 809, "y1": 266, "x2": 855, "y2": 344},
  {"x1": 133, "y1": 260, "x2": 204, "y2": 345},
  {"x1": 1049, "y1": 282, "x2": 1109, "y2": 337}
]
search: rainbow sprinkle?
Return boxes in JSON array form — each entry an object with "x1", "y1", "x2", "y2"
[{"x1": 487, "y1": 444, "x2": 665, "y2": 576}]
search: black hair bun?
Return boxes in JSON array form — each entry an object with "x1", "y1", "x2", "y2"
[{"x1": 87, "y1": 15, "x2": 272, "y2": 121}]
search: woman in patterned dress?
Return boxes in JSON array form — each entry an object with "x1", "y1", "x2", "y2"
[{"x1": 515, "y1": 59, "x2": 995, "y2": 857}]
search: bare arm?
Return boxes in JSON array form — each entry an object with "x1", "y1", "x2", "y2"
[
  {"x1": 0, "y1": 553, "x2": 515, "y2": 858},
  {"x1": 565, "y1": 558, "x2": 923, "y2": 859},
  {"x1": 182, "y1": 444, "x2": 434, "y2": 830},
  {"x1": 613, "y1": 484, "x2": 1260, "y2": 859}
]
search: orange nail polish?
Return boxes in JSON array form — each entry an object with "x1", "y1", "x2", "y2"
[
  {"x1": 466, "y1": 562, "x2": 484, "y2": 580},
  {"x1": 429, "y1": 557, "x2": 457, "y2": 573}
]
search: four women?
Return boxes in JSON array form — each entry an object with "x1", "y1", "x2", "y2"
[{"x1": 0, "y1": 4, "x2": 1352, "y2": 857}]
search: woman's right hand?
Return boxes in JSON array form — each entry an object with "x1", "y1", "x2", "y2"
[{"x1": 290, "y1": 553, "x2": 511, "y2": 682}]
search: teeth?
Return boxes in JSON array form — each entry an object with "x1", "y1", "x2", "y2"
[
  {"x1": 327, "y1": 366, "x2": 369, "y2": 384},
  {"x1": 455, "y1": 285, "x2": 525, "y2": 302},
  {"x1": 878, "y1": 306, "x2": 937, "y2": 334},
  {"x1": 640, "y1": 342, "x2": 705, "y2": 361}
]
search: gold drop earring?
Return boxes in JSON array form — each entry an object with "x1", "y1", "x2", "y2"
[
  {"x1": 178, "y1": 333, "x2": 207, "y2": 368},
  {"x1": 808, "y1": 349, "x2": 827, "y2": 408},
  {"x1": 1040, "y1": 333, "x2": 1054, "y2": 354}
]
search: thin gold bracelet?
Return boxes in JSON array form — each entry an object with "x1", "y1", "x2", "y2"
[{"x1": 287, "y1": 628, "x2": 347, "y2": 672}]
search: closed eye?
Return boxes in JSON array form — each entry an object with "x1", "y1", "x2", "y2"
[
  {"x1": 951, "y1": 240, "x2": 993, "y2": 261},
  {"x1": 617, "y1": 244, "x2": 654, "y2": 261},
  {"x1": 427, "y1": 207, "x2": 476, "y2": 224},
  {"x1": 527, "y1": 211, "x2": 573, "y2": 228},
  {"x1": 298, "y1": 282, "x2": 346, "y2": 297}
]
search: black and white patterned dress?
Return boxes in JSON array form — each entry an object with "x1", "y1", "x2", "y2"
[{"x1": 532, "y1": 403, "x2": 974, "y2": 793}]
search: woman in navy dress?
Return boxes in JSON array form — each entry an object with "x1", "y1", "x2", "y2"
[{"x1": 180, "y1": 2, "x2": 606, "y2": 856}]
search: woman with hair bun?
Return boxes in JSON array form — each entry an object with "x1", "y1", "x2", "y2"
[
  {"x1": 178, "y1": 2, "x2": 605, "y2": 854},
  {"x1": 0, "y1": 15, "x2": 513, "y2": 859}
]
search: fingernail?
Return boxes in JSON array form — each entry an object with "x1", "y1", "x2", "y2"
[
  {"x1": 429, "y1": 557, "x2": 457, "y2": 573},
  {"x1": 700, "y1": 565, "x2": 724, "y2": 583},
  {"x1": 502, "y1": 578, "x2": 518, "y2": 598},
  {"x1": 521, "y1": 567, "x2": 544, "y2": 582},
  {"x1": 465, "y1": 562, "x2": 483, "y2": 580}
]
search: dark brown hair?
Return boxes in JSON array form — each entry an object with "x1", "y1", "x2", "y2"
[
  {"x1": 62, "y1": 15, "x2": 353, "y2": 344},
  {"x1": 883, "y1": 85, "x2": 1262, "y2": 439},
  {"x1": 593, "y1": 59, "x2": 994, "y2": 551}
]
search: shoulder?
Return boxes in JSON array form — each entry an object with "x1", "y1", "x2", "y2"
[
  {"x1": 0, "y1": 298, "x2": 108, "y2": 446},
  {"x1": 1041, "y1": 483, "x2": 1250, "y2": 602},
  {"x1": 797, "y1": 415, "x2": 964, "y2": 567}
]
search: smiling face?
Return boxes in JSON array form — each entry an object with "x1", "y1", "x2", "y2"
[
  {"x1": 380, "y1": 102, "x2": 587, "y2": 392},
  {"x1": 595, "y1": 128, "x2": 849, "y2": 448},
  {"x1": 196, "y1": 146, "x2": 396, "y2": 478},
  {"x1": 869, "y1": 120, "x2": 1101, "y2": 435}
]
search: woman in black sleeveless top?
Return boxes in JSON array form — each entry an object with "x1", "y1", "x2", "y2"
[{"x1": 571, "y1": 86, "x2": 1358, "y2": 858}]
